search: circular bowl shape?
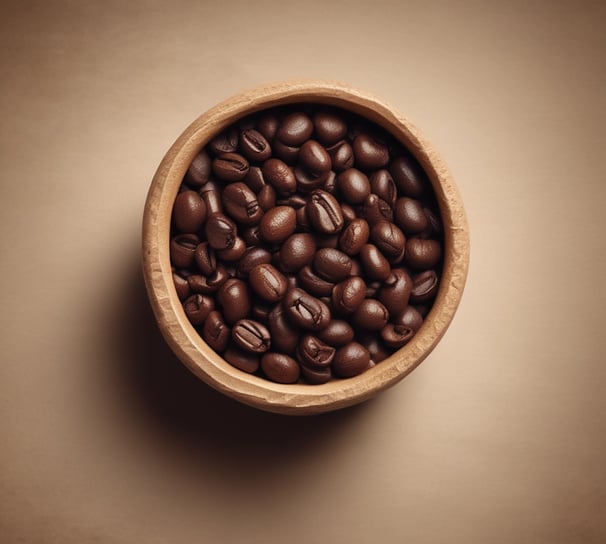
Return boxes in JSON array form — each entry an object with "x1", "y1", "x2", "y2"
[{"x1": 142, "y1": 80, "x2": 470, "y2": 415}]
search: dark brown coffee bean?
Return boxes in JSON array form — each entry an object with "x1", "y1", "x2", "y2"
[
  {"x1": 351, "y1": 299, "x2": 389, "y2": 331},
  {"x1": 268, "y1": 303, "x2": 300, "y2": 352},
  {"x1": 333, "y1": 342, "x2": 370, "y2": 378},
  {"x1": 199, "y1": 180, "x2": 223, "y2": 215},
  {"x1": 394, "y1": 305, "x2": 424, "y2": 331},
  {"x1": 380, "y1": 323, "x2": 415, "y2": 348},
  {"x1": 313, "y1": 110, "x2": 348, "y2": 146},
  {"x1": 173, "y1": 190, "x2": 207, "y2": 233},
  {"x1": 172, "y1": 271, "x2": 191, "y2": 301},
  {"x1": 353, "y1": 133, "x2": 389, "y2": 171},
  {"x1": 313, "y1": 248, "x2": 352, "y2": 282},
  {"x1": 340, "y1": 203, "x2": 357, "y2": 223},
  {"x1": 194, "y1": 242, "x2": 216, "y2": 275},
  {"x1": 239, "y1": 129, "x2": 272, "y2": 162},
  {"x1": 276, "y1": 112, "x2": 313, "y2": 146},
  {"x1": 272, "y1": 140, "x2": 299, "y2": 165},
  {"x1": 183, "y1": 294, "x2": 215, "y2": 326},
  {"x1": 394, "y1": 197, "x2": 429, "y2": 235},
  {"x1": 184, "y1": 149, "x2": 211, "y2": 187},
  {"x1": 370, "y1": 221, "x2": 406, "y2": 263},
  {"x1": 294, "y1": 168, "x2": 331, "y2": 194},
  {"x1": 279, "y1": 233, "x2": 316, "y2": 273},
  {"x1": 331, "y1": 276, "x2": 366, "y2": 314},
  {"x1": 336, "y1": 168, "x2": 371, "y2": 204},
  {"x1": 205, "y1": 213, "x2": 237, "y2": 250},
  {"x1": 232, "y1": 319, "x2": 271, "y2": 353},
  {"x1": 187, "y1": 265, "x2": 229, "y2": 294},
  {"x1": 237, "y1": 247, "x2": 272, "y2": 277},
  {"x1": 216, "y1": 236, "x2": 246, "y2": 262},
  {"x1": 170, "y1": 233, "x2": 199, "y2": 269},
  {"x1": 298, "y1": 140, "x2": 331, "y2": 175},
  {"x1": 276, "y1": 195, "x2": 307, "y2": 209},
  {"x1": 261, "y1": 352, "x2": 300, "y2": 384},
  {"x1": 208, "y1": 127, "x2": 238, "y2": 155},
  {"x1": 257, "y1": 184, "x2": 277, "y2": 211},
  {"x1": 423, "y1": 206, "x2": 442, "y2": 235},
  {"x1": 358, "y1": 333, "x2": 391, "y2": 364},
  {"x1": 256, "y1": 111, "x2": 280, "y2": 141},
  {"x1": 221, "y1": 182, "x2": 262, "y2": 225},
  {"x1": 405, "y1": 238, "x2": 442, "y2": 270},
  {"x1": 301, "y1": 364, "x2": 332, "y2": 384},
  {"x1": 297, "y1": 334, "x2": 335, "y2": 368},
  {"x1": 212, "y1": 152, "x2": 249, "y2": 182},
  {"x1": 262, "y1": 158, "x2": 296, "y2": 197},
  {"x1": 306, "y1": 189, "x2": 344, "y2": 234},
  {"x1": 224, "y1": 345, "x2": 259, "y2": 373},
  {"x1": 259, "y1": 206, "x2": 296, "y2": 243},
  {"x1": 369, "y1": 169, "x2": 397, "y2": 209},
  {"x1": 217, "y1": 278, "x2": 251, "y2": 324},
  {"x1": 378, "y1": 268, "x2": 413, "y2": 315},
  {"x1": 316, "y1": 320, "x2": 355, "y2": 347},
  {"x1": 244, "y1": 166, "x2": 267, "y2": 192},
  {"x1": 326, "y1": 140, "x2": 354, "y2": 172},
  {"x1": 297, "y1": 265, "x2": 335, "y2": 297},
  {"x1": 410, "y1": 270, "x2": 439, "y2": 303},
  {"x1": 389, "y1": 154, "x2": 427, "y2": 198},
  {"x1": 362, "y1": 194, "x2": 394, "y2": 225},
  {"x1": 283, "y1": 288, "x2": 331, "y2": 331},
  {"x1": 201, "y1": 310, "x2": 230, "y2": 353},
  {"x1": 249, "y1": 263, "x2": 288, "y2": 302},
  {"x1": 338, "y1": 218, "x2": 370, "y2": 256},
  {"x1": 359, "y1": 243, "x2": 391, "y2": 281}
]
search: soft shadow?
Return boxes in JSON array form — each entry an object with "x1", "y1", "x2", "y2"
[{"x1": 106, "y1": 255, "x2": 384, "y2": 479}]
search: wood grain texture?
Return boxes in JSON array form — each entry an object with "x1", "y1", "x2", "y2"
[{"x1": 142, "y1": 80, "x2": 470, "y2": 415}]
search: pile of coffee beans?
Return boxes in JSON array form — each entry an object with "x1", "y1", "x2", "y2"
[{"x1": 170, "y1": 104, "x2": 443, "y2": 384}]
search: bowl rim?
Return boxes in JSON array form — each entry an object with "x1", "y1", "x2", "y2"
[{"x1": 142, "y1": 79, "x2": 470, "y2": 415}]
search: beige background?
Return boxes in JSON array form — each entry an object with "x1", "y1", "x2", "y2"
[{"x1": 1, "y1": 1, "x2": 605, "y2": 542}]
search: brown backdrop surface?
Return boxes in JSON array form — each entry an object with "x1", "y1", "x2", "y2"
[{"x1": 1, "y1": 1, "x2": 605, "y2": 542}]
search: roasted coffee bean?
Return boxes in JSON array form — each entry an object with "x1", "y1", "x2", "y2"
[
  {"x1": 306, "y1": 189, "x2": 344, "y2": 234},
  {"x1": 351, "y1": 299, "x2": 389, "y2": 331},
  {"x1": 208, "y1": 127, "x2": 238, "y2": 155},
  {"x1": 256, "y1": 111, "x2": 280, "y2": 141},
  {"x1": 340, "y1": 203, "x2": 357, "y2": 224},
  {"x1": 272, "y1": 140, "x2": 299, "y2": 165},
  {"x1": 232, "y1": 319, "x2": 271, "y2": 353},
  {"x1": 337, "y1": 168, "x2": 371, "y2": 204},
  {"x1": 369, "y1": 169, "x2": 397, "y2": 209},
  {"x1": 259, "y1": 206, "x2": 296, "y2": 243},
  {"x1": 326, "y1": 140, "x2": 354, "y2": 172},
  {"x1": 217, "y1": 278, "x2": 251, "y2": 324},
  {"x1": 276, "y1": 112, "x2": 313, "y2": 146},
  {"x1": 261, "y1": 352, "x2": 300, "y2": 384},
  {"x1": 205, "y1": 213, "x2": 237, "y2": 250},
  {"x1": 394, "y1": 305, "x2": 424, "y2": 331},
  {"x1": 194, "y1": 242, "x2": 216, "y2": 275},
  {"x1": 173, "y1": 190, "x2": 207, "y2": 233},
  {"x1": 410, "y1": 269, "x2": 439, "y2": 303},
  {"x1": 332, "y1": 342, "x2": 370, "y2": 378},
  {"x1": 170, "y1": 233, "x2": 199, "y2": 269},
  {"x1": 313, "y1": 248, "x2": 352, "y2": 282},
  {"x1": 338, "y1": 218, "x2": 370, "y2": 256},
  {"x1": 362, "y1": 194, "x2": 393, "y2": 225},
  {"x1": 359, "y1": 243, "x2": 391, "y2": 281},
  {"x1": 172, "y1": 271, "x2": 191, "y2": 301},
  {"x1": 389, "y1": 154, "x2": 426, "y2": 198},
  {"x1": 378, "y1": 268, "x2": 413, "y2": 315},
  {"x1": 381, "y1": 323, "x2": 415, "y2": 348},
  {"x1": 262, "y1": 158, "x2": 296, "y2": 196},
  {"x1": 199, "y1": 180, "x2": 223, "y2": 214},
  {"x1": 297, "y1": 334, "x2": 335, "y2": 368},
  {"x1": 423, "y1": 206, "x2": 442, "y2": 235},
  {"x1": 358, "y1": 333, "x2": 391, "y2": 364},
  {"x1": 249, "y1": 263, "x2": 288, "y2": 302},
  {"x1": 297, "y1": 265, "x2": 335, "y2": 297},
  {"x1": 184, "y1": 149, "x2": 211, "y2": 187},
  {"x1": 187, "y1": 265, "x2": 229, "y2": 294},
  {"x1": 202, "y1": 310, "x2": 230, "y2": 352},
  {"x1": 301, "y1": 363, "x2": 332, "y2": 385},
  {"x1": 222, "y1": 182, "x2": 262, "y2": 225},
  {"x1": 313, "y1": 110, "x2": 348, "y2": 146},
  {"x1": 239, "y1": 129, "x2": 272, "y2": 162},
  {"x1": 212, "y1": 152, "x2": 249, "y2": 182},
  {"x1": 244, "y1": 166, "x2": 267, "y2": 192},
  {"x1": 395, "y1": 197, "x2": 429, "y2": 234},
  {"x1": 256, "y1": 184, "x2": 276, "y2": 211},
  {"x1": 322, "y1": 170, "x2": 337, "y2": 194},
  {"x1": 316, "y1": 320, "x2": 355, "y2": 347},
  {"x1": 268, "y1": 303, "x2": 300, "y2": 352},
  {"x1": 284, "y1": 288, "x2": 331, "y2": 331},
  {"x1": 405, "y1": 238, "x2": 442, "y2": 270},
  {"x1": 294, "y1": 167, "x2": 331, "y2": 193},
  {"x1": 277, "y1": 194, "x2": 307, "y2": 209},
  {"x1": 331, "y1": 276, "x2": 366, "y2": 314},
  {"x1": 236, "y1": 247, "x2": 272, "y2": 278},
  {"x1": 296, "y1": 205, "x2": 310, "y2": 230},
  {"x1": 224, "y1": 345, "x2": 259, "y2": 373},
  {"x1": 216, "y1": 236, "x2": 246, "y2": 262},
  {"x1": 279, "y1": 233, "x2": 316, "y2": 273},
  {"x1": 370, "y1": 221, "x2": 406, "y2": 263},
  {"x1": 352, "y1": 133, "x2": 389, "y2": 171},
  {"x1": 183, "y1": 293, "x2": 215, "y2": 326},
  {"x1": 298, "y1": 140, "x2": 331, "y2": 175}
]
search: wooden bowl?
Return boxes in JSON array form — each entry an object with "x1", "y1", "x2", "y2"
[{"x1": 142, "y1": 80, "x2": 469, "y2": 415}]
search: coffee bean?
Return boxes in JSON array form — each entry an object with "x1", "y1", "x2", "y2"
[
  {"x1": 208, "y1": 127, "x2": 238, "y2": 155},
  {"x1": 410, "y1": 269, "x2": 439, "y2": 303},
  {"x1": 201, "y1": 310, "x2": 230, "y2": 352},
  {"x1": 244, "y1": 166, "x2": 267, "y2": 192},
  {"x1": 172, "y1": 271, "x2": 191, "y2": 301},
  {"x1": 313, "y1": 110, "x2": 348, "y2": 146},
  {"x1": 301, "y1": 363, "x2": 332, "y2": 384},
  {"x1": 232, "y1": 319, "x2": 271, "y2": 353},
  {"x1": 222, "y1": 182, "x2": 262, "y2": 225},
  {"x1": 259, "y1": 206, "x2": 296, "y2": 243},
  {"x1": 256, "y1": 111, "x2": 280, "y2": 142},
  {"x1": 199, "y1": 180, "x2": 223, "y2": 215},
  {"x1": 216, "y1": 236, "x2": 247, "y2": 262},
  {"x1": 353, "y1": 133, "x2": 389, "y2": 171},
  {"x1": 173, "y1": 190, "x2": 207, "y2": 233},
  {"x1": 394, "y1": 305, "x2": 424, "y2": 331},
  {"x1": 381, "y1": 323, "x2": 415, "y2": 348},
  {"x1": 332, "y1": 342, "x2": 370, "y2": 378},
  {"x1": 313, "y1": 248, "x2": 352, "y2": 282},
  {"x1": 262, "y1": 158, "x2": 296, "y2": 197},
  {"x1": 306, "y1": 189, "x2": 344, "y2": 234},
  {"x1": 326, "y1": 140, "x2": 354, "y2": 172},
  {"x1": 337, "y1": 168, "x2": 371, "y2": 204},
  {"x1": 405, "y1": 238, "x2": 442, "y2": 270},
  {"x1": 212, "y1": 152, "x2": 249, "y2": 182},
  {"x1": 369, "y1": 169, "x2": 397, "y2": 209},
  {"x1": 279, "y1": 233, "x2": 316, "y2": 273},
  {"x1": 370, "y1": 221, "x2": 406, "y2": 263},
  {"x1": 183, "y1": 293, "x2": 215, "y2": 326},
  {"x1": 298, "y1": 140, "x2": 331, "y2": 176},
  {"x1": 170, "y1": 233, "x2": 199, "y2": 269},
  {"x1": 276, "y1": 112, "x2": 313, "y2": 146},
  {"x1": 257, "y1": 184, "x2": 277, "y2": 211},
  {"x1": 338, "y1": 218, "x2": 370, "y2": 256},
  {"x1": 351, "y1": 299, "x2": 389, "y2": 331},
  {"x1": 217, "y1": 278, "x2": 251, "y2": 324},
  {"x1": 236, "y1": 247, "x2": 272, "y2": 278},
  {"x1": 378, "y1": 268, "x2": 412, "y2": 315},
  {"x1": 389, "y1": 154, "x2": 426, "y2": 198},
  {"x1": 362, "y1": 194, "x2": 393, "y2": 225},
  {"x1": 358, "y1": 333, "x2": 391, "y2": 364},
  {"x1": 205, "y1": 213, "x2": 237, "y2": 250},
  {"x1": 359, "y1": 243, "x2": 391, "y2": 281},
  {"x1": 297, "y1": 265, "x2": 335, "y2": 297},
  {"x1": 283, "y1": 288, "x2": 331, "y2": 331},
  {"x1": 297, "y1": 334, "x2": 336, "y2": 368},
  {"x1": 261, "y1": 352, "x2": 300, "y2": 384},
  {"x1": 316, "y1": 320, "x2": 355, "y2": 347},
  {"x1": 194, "y1": 242, "x2": 217, "y2": 275},
  {"x1": 249, "y1": 263, "x2": 288, "y2": 302},
  {"x1": 184, "y1": 149, "x2": 211, "y2": 187},
  {"x1": 224, "y1": 345, "x2": 259, "y2": 373},
  {"x1": 239, "y1": 129, "x2": 272, "y2": 162},
  {"x1": 394, "y1": 197, "x2": 429, "y2": 234},
  {"x1": 268, "y1": 303, "x2": 300, "y2": 352},
  {"x1": 187, "y1": 265, "x2": 229, "y2": 294},
  {"x1": 331, "y1": 276, "x2": 366, "y2": 314}
]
